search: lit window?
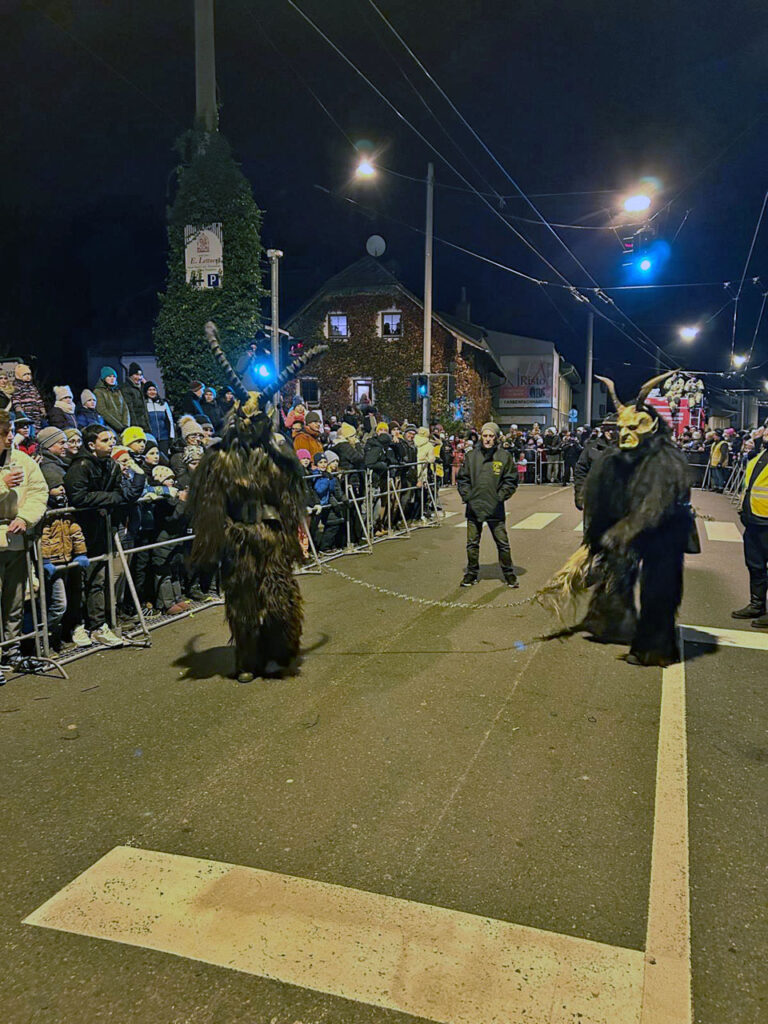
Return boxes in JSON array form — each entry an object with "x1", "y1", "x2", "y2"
[
  {"x1": 328, "y1": 314, "x2": 348, "y2": 337},
  {"x1": 381, "y1": 312, "x2": 402, "y2": 337}
]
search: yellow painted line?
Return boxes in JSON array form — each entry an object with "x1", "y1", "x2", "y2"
[
  {"x1": 703, "y1": 521, "x2": 742, "y2": 543},
  {"x1": 681, "y1": 624, "x2": 768, "y2": 651},
  {"x1": 640, "y1": 651, "x2": 692, "y2": 1024},
  {"x1": 25, "y1": 846, "x2": 644, "y2": 1024},
  {"x1": 510, "y1": 512, "x2": 562, "y2": 530}
]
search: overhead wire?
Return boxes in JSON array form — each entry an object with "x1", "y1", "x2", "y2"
[{"x1": 730, "y1": 189, "x2": 768, "y2": 362}]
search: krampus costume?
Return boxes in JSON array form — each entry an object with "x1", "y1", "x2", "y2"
[
  {"x1": 541, "y1": 371, "x2": 698, "y2": 666},
  {"x1": 187, "y1": 322, "x2": 327, "y2": 682}
]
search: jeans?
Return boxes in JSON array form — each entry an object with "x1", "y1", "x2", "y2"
[
  {"x1": 0, "y1": 549, "x2": 28, "y2": 655},
  {"x1": 83, "y1": 562, "x2": 107, "y2": 631},
  {"x1": 465, "y1": 516, "x2": 513, "y2": 576},
  {"x1": 46, "y1": 576, "x2": 68, "y2": 638}
]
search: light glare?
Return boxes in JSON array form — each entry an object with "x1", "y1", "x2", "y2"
[
  {"x1": 732, "y1": 354, "x2": 748, "y2": 369},
  {"x1": 639, "y1": 258, "x2": 652, "y2": 272},
  {"x1": 356, "y1": 158, "x2": 375, "y2": 178},
  {"x1": 624, "y1": 193, "x2": 652, "y2": 213},
  {"x1": 679, "y1": 325, "x2": 700, "y2": 342}
]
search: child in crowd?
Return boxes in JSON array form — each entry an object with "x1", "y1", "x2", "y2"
[{"x1": 40, "y1": 485, "x2": 92, "y2": 650}]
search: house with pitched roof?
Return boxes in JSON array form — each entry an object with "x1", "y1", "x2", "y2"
[{"x1": 283, "y1": 256, "x2": 504, "y2": 426}]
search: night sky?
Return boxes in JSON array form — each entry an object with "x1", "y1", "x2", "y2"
[{"x1": 5, "y1": 0, "x2": 768, "y2": 402}]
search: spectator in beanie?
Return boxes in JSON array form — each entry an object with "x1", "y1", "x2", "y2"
[
  {"x1": 12, "y1": 414, "x2": 36, "y2": 456},
  {"x1": 12, "y1": 363, "x2": 46, "y2": 430},
  {"x1": 122, "y1": 426, "x2": 147, "y2": 462},
  {"x1": 48, "y1": 386, "x2": 78, "y2": 431},
  {"x1": 172, "y1": 419, "x2": 205, "y2": 486},
  {"x1": 120, "y1": 362, "x2": 150, "y2": 433},
  {"x1": 293, "y1": 410, "x2": 324, "y2": 460},
  {"x1": 143, "y1": 381, "x2": 175, "y2": 453},
  {"x1": 218, "y1": 386, "x2": 235, "y2": 423},
  {"x1": 143, "y1": 439, "x2": 163, "y2": 473},
  {"x1": 76, "y1": 389, "x2": 104, "y2": 430},
  {"x1": 0, "y1": 408, "x2": 49, "y2": 680},
  {"x1": 37, "y1": 427, "x2": 70, "y2": 490},
  {"x1": 181, "y1": 380, "x2": 206, "y2": 418},
  {"x1": 94, "y1": 367, "x2": 130, "y2": 435},
  {"x1": 202, "y1": 386, "x2": 224, "y2": 433}
]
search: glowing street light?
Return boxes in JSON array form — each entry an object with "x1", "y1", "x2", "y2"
[
  {"x1": 678, "y1": 325, "x2": 700, "y2": 342},
  {"x1": 732, "y1": 354, "x2": 748, "y2": 369},
  {"x1": 624, "y1": 193, "x2": 652, "y2": 214},
  {"x1": 355, "y1": 158, "x2": 376, "y2": 179}
]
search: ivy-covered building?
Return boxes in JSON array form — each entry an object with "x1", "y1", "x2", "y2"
[{"x1": 284, "y1": 256, "x2": 504, "y2": 427}]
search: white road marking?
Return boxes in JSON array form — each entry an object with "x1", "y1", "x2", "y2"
[
  {"x1": 703, "y1": 521, "x2": 742, "y2": 543},
  {"x1": 510, "y1": 512, "x2": 562, "y2": 530},
  {"x1": 681, "y1": 624, "x2": 768, "y2": 651},
  {"x1": 575, "y1": 520, "x2": 584, "y2": 532},
  {"x1": 25, "y1": 846, "x2": 644, "y2": 1024},
  {"x1": 538, "y1": 486, "x2": 571, "y2": 500},
  {"x1": 441, "y1": 510, "x2": 458, "y2": 519},
  {"x1": 640, "y1": 647, "x2": 692, "y2": 1024}
]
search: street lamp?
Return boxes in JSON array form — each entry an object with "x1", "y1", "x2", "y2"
[
  {"x1": 678, "y1": 325, "x2": 700, "y2": 342},
  {"x1": 624, "y1": 193, "x2": 652, "y2": 214},
  {"x1": 732, "y1": 354, "x2": 748, "y2": 369},
  {"x1": 355, "y1": 158, "x2": 376, "y2": 179}
]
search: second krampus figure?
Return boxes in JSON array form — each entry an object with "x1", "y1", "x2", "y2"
[{"x1": 187, "y1": 322, "x2": 326, "y2": 682}]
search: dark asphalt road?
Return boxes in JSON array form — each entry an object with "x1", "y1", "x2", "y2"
[{"x1": 1, "y1": 484, "x2": 764, "y2": 1024}]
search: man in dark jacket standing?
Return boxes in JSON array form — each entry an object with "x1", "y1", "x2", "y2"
[
  {"x1": 457, "y1": 421, "x2": 519, "y2": 587},
  {"x1": 573, "y1": 420, "x2": 616, "y2": 511},
  {"x1": 119, "y1": 362, "x2": 150, "y2": 433}
]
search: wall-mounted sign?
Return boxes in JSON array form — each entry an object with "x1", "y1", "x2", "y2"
[
  {"x1": 185, "y1": 224, "x2": 223, "y2": 288},
  {"x1": 498, "y1": 357, "x2": 555, "y2": 408}
]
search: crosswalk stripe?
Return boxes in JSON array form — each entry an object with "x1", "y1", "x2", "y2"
[
  {"x1": 510, "y1": 512, "x2": 561, "y2": 530},
  {"x1": 25, "y1": 846, "x2": 644, "y2": 1024},
  {"x1": 703, "y1": 521, "x2": 741, "y2": 543}
]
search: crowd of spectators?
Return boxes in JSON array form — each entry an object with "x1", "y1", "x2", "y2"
[{"x1": 0, "y1": 357, "x2": 764, "y2": 679}]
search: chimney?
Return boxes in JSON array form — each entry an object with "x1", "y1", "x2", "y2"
[{"x1": 455, "y1": 286, "x2": 470, "y2": 322}]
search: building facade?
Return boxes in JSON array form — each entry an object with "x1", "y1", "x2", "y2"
[
  {"x1": 485, "y1": 331, "x2": 581, "y2": 429},
  {"x1": 284, "y1": 257, "x2": 503, "y2": 426}
]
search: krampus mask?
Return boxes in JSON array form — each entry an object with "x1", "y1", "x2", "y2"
[{"x1": 595, "y1": 370, "x2": 676, "y2": 451}]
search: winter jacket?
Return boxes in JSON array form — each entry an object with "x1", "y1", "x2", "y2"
[
  {"x1": 64, "y1": 450, "x2": 144, "y2": 554},
  {"x1": 76, "y1": 406, "x2": 104, "y2": 430},
  {"x1": 456, "y1": 442, "x2": 518, "y2": 522},
  {"x1": 201, "y1": 399, "x2": 224, "y2": 433},
  {"x1": 120, "y1": 379, "x2": 150, "y2": 433},
  {"x1": 333, "y1": 439, "x2": 365, "y2": 495},
  {"x1": 413, "y1": 429, "x2": 436, "y2": 484},
  {"x1": 146, "y1": 399, "x2": 175, "y2": 442},
  {"x1": 292, "y1": 429, "x2": 324, "y2": 460},
  {"x1": 0, "y1": 448, "x2": 49, "y2": 528},
  {"x1": 41, "y1": 516, "x2": 87, "y2": 564},
  {"x1": 12, "y1": 381, "x2": 47, "y2": 429},
  {"x1": 574, "y1": 435, "x2": 611, "y2": 510},
  {"x1": 39, "y1": 450, "x2": 69, "y2": 490},
  {"x1": 364, "y1": 433, "x2": 394, "y2": 478},
  {"x1": 94, "y1": 379, "x2": 130, "y2": 434},
  {"x1": 312, "y1": 470, "x2": 341, "y2": 507},
  {"x1": 48, "y1": 405, "x2": 78, "y2": 431},
  {"x1": 181, "y1": 392, "x2": 205, "y2": 419}
]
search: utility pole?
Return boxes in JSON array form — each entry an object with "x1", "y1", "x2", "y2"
[
  {"x1": 585, "y1": 310, "x2": 594, "y2": 426},
  {"x1": 267, "y1": 249, "x2": 283, "y2": 374},
  {"x1": 422, "y1": 162, "x2": 435, "y2": 428},
  {"x1": 194, "y1": 0, "x2": 218, "y2": 131}
]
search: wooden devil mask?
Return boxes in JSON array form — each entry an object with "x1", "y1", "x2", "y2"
[{"x1": 595, "y1": 371, "x2": 676, "y2": 451}]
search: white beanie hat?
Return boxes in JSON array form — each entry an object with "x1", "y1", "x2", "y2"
[{"x1": 54, "y1": 385, "x2": 73, "y2": 402}]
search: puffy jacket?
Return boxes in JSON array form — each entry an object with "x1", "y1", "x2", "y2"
[
  {"x1": 76, "y1": 406, "x2": 104, "y2": 430},
  {"x1": 456, "y1": 442, "x2": 518, "y2": 522},
  {"x1": 0, "y1": 448, "x2": 49, "y2": 528},
  {"x1": 48, "y1": 406, "x2": 78, "y2": 431},
  {"x1": 39, "y1": 450, "x2": 69, "y2": 490},
  {"x1": 41, "y1": 516, "x2": 87, "y2": 564},
  {"x1": 94, "y1": 379, "x2": 130, "y2": 434},
  {"x1": 12, "y1": 382, "x2": 47, "y2": 429},
  {"x1": 64, "y1": 450, "x2": 144, "y2": 554},
  {"x1": 146, "y1": 399, "x2": 175, "y2": 442},
  {"x1": 292, "y1": 429, "x2": 324, "y2": 460},
  {"x1": 414, "y1": 429, "x2": 436, "y2": 484},
  {"x1": 120, "y1": 379, "x2": 150, "y2": 432},
  {"x1": 312, "y1": 471, "x2": 341, "y2": 507},
  {"x1": 364, "y1": 433, "x2": 394, "y2": 477}
]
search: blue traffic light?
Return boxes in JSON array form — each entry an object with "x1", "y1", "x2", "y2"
[
  {"x1": 639, "y1": 258, "x2": 653, "y2": 272},
  {"x1": 417, "y1": 383, "x2": 428, "y2": 397}
]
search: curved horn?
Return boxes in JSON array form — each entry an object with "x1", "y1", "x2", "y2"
[
  {"x1": 636, "y1": 370, "x2": 677, "y2": 408},
  {"x1": 203, "y1": 321, "x2": 248, "y2": 402},
  {"x1": 259, "y1": 343, "x2": 329, "y2": 404},
  {"x1": 594, "y1": 375, "x2": 625, "y2": 412}
]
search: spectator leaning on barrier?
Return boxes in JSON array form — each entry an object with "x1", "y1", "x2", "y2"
[
  {"x1": 120, "y1": 362, "x2": 150, "y2": 433},
  {"x1": 48, "y1": 386, "x2": 78, "y2": 431},
  {"x1": 0, "y1": 408, "x2": 49, "y2": 681},
  {"x1": 76, "y1": 389, "x2": 104, "y2": 430},
  {"x1": 12, "y1": 363, "x2": 46, "y2": 431},
  {"x1": 64, "y1": 423, "x2": 144, "y2": 647},
  {"x1": 457, "y1": 421, "x2": 519, "y2": 589},
  {"x1": 731, "y1": 438, "x2": 768, "y2": 627},
  {"x1": 143, "y1": 381, "x2": 175, "y2": 453},
  {"x1": 37, "y1": 427, "x2": 70, "y2": 490},
  {"x1": 41, "y1": 483, "x2": 91, "y2": 651},
  {"x1": 94, "y1": 366, "x2": 130, "y2": 435}
]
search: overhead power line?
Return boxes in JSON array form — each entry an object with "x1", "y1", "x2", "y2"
[{"x1": 730, "y1": 190, "x2": 768, "y2": 362}]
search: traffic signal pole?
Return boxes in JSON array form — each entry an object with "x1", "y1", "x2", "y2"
[
  {"x1": 422, "y1": 162, "x2": 435, "y2": 427},
  {"x1": 267, "y1": 248, "x2": 283, "y2": 425},
  {"x1": 585, "y1": 310, "x2": 594, "y2": 426}
]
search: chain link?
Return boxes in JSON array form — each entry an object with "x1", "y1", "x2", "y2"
[{"x1": 320, "y1": 564, "x2": 536, "y2": 610}]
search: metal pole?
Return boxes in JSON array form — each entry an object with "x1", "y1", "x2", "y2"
[
  {"x1": 267, "y1": 249, "x2": 283, "y2": 374},
  {"x1": 422, "y1": 162, "x2": 435, "y2": 428},
  {"x1": 585, "y1": 310, "x2": 594, "y2": 426},
  {"x1": 194, "y1": 0, "x2": 218, "y2": 131}
]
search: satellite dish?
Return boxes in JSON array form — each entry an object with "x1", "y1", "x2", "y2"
[{"x1": 366, "y1": 234, "x2": 386, "y2": 258}]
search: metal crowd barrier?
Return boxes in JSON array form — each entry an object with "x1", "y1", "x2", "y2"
[{"x1": 9, "y1": 461, "x2": 446, "y2": 672}]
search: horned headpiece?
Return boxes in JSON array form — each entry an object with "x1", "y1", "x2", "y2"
[{"x1": 595, "y1": 370, "x2": 677, "y2": 450}]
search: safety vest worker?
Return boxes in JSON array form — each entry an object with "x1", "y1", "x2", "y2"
[{"x1": 732, "y1": 445, "x2": 768, "y2": 625}]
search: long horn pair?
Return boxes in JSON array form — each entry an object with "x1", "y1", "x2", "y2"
[
  {"x1": 204, "y1": 321, "x2": 249, "y2": 402},
  {"x1": 259, "y1": 343, "x2": 329, "y2": 404},
  {"x1": 636, "y1": 370, "x2": 677, "y2": 407},
  {"x1": 594, "y1": 375, "x2": 625, "y2": 412}
]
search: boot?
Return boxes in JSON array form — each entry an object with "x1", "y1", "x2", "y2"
[
  {"x1": 750, "y1": 614, "x2": 768, "y2": 630},
  {"x1": 731, "y1": 602, "x2": 766, "y2": 619}
]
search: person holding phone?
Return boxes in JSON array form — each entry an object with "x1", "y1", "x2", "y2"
[{"x1": 0, "y1": 409, "x2": 49, "y2": 681}]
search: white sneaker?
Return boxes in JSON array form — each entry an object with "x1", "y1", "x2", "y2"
[
  {"x1": 91, "y1": 625, "x2": 123, "y2": 647},
  {"x1": 71, "y1": 625, "x2": 94, "y2": 648}
]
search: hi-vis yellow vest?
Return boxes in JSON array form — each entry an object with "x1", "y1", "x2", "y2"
[{"x1": 743, "y1": 449, "x2": 768, "y2": 522}]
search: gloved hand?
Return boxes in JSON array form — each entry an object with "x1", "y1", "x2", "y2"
[
  {"x1": 73, "y1": 554, "x2": 90, "y2": 570},
  {"x1": 43, "y1": 561, "x2": 58, "y2": 579}
]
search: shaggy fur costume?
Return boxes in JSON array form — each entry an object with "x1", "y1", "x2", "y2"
[{"x1": 187, "y1": 323, "x2": 326, "y2": 681}]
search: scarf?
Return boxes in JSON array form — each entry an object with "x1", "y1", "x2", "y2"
[{"x1": 55, "y1": 398, "x2": 76, "y2": 415}]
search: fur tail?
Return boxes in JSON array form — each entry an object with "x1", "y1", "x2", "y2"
[{"x1": 535, "y1": 544, "x2": 593, "y2": 623}]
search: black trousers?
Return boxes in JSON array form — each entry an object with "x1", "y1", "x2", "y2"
[
  {"x1": 465, "y1": 516, "x2": 513, "y2": 575},
  {"x1": 743, "y1": 523, "x2": 768, "y2": 606}
]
